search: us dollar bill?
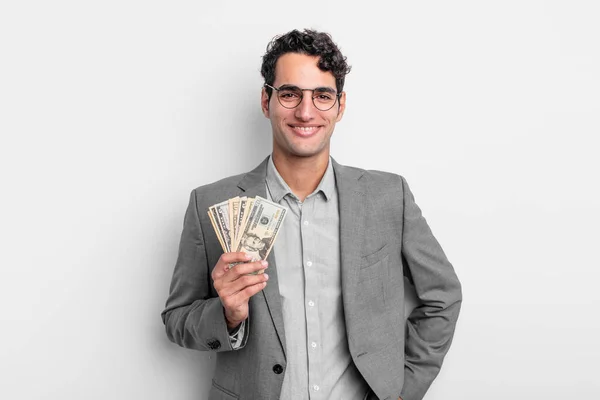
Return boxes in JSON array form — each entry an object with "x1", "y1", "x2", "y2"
[
  {"x1": 212, "y1": 200, "x2": 233, "y2": 252},
  {"x1": 236, "y1": 197, "x2": 254, "y2": 250},
  {"x1": 207, "y1": 207, "x2": 227, "y2": 253},
  {"x1": 228, "y1": 197, "x2": 240, "y2": 248},
  {"x1": 234, "y1": 196, "x2": 287, "y2": 262},
  {"x1": 234, "y1": 197, "x2": 248, "y2": 250}
]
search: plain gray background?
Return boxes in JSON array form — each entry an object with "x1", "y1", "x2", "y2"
[{"x1": 1, "y1": 1, "x2": 599, "y2": 399}]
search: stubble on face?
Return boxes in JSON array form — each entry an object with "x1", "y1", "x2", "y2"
[{"x1": 261, "y1": 53, "x2": 346, "y2": 163}]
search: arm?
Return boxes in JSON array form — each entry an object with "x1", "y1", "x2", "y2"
[
  {"x1": 399, "y1": 176, "x2": 462, "y2": 400},
  {"x1": 161, "y1": 190, "x2": 267, "y2": 352}
]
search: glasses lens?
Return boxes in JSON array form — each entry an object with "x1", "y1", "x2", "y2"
[
  {"x1": 277, "y1": 88, "x2": 302, "y2": 108},
  {"x1": 313, "y1": 90, "x2": 337, "y2": 111}
]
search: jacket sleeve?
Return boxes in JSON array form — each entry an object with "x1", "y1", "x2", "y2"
[
  {"x1": 398, "y1": 176, "x2": 462, "y2": 400},
  {"x1": 160, "y1": 189, "x2": 249, "y2": 352}
]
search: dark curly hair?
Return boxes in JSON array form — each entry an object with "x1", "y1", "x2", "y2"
[{"x1": 261, "y1": 29, "x2": 351, "y2": 100}]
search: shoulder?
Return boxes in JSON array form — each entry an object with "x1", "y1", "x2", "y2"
[
  {"x1": 192, "y1": 172, "x2": 246, "y2": 194},
  {"x1": 187, "y1": 156, "x2": 269, "y2": 208},
  {"x1": 363, "y1": 168, "x2": 405, "y2": 185},
  {"x1": 188, "y1": 172, "x2": 245, "y2": 209},
  {"x1": 333, "y1": 160, "x2": 407, "y2": 191}
]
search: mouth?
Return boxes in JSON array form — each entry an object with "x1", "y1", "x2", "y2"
[{"x1": 288, "y1": 124, "x2": 321, "y2": 137}]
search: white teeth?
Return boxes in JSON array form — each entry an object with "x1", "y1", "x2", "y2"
[{"x1": 293, "y1": 126, "x2": 317, "y2": 131}]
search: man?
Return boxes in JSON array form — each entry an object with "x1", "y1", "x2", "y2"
[{"x1": 162, "y1": 29, "x2": 462, "y2": 400}]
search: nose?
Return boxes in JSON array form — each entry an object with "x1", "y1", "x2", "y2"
[{"x1": 294, "y1": 93, "x2": 315, "y2": 121}]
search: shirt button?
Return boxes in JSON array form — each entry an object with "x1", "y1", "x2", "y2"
[
  {"x1": 311, "y1": 342, "x2": 317, "y2": 348},
  {"x1": 306, "y1": 261, "x2": 312, "y2": 267},
  {"x1": 303, "y1": 220, "x2": 309, "y2": 226},
  {"x1": 308, "y1": 300, "x2": 314, "y2": 307},
  {"x1": 272, "y1": 364, "x2": 284, "y2": 374},
  {"x1": 313, "y1": 385, "x2": 320, "y2": 391}
]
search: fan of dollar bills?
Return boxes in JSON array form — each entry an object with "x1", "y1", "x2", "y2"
[{"x1": 208, "y1": 196, "x2": 287, "y2": 262}]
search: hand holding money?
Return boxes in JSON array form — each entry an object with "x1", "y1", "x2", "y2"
[
  {"x1": 211, "y1": 252, "x2": 269, "y2": 330},
  {"x1": 207, "y1": 196, "x2": 287, "y2": 329}
]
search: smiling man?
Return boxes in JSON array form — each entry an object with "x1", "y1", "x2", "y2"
[{"x1": 162, "y1": 29, "x2": 462, "y2": 400}]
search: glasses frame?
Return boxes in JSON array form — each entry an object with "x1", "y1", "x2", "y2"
[{"x1": 264, "y1": 83, "x2": 342, "y2": 112}]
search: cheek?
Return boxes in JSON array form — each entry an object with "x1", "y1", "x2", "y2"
[
  {"x1": 326, "y1": 112, "x2": 340, "y2": 125},
  {"x1": 269, "y1": 108, "x2": 286, "y2": 123}
]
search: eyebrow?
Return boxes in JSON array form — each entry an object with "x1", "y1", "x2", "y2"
[{"x1": 278, "y1": 84, "x2": 337, "y2": 94}]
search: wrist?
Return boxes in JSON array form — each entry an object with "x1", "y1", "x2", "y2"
[
  {"x1": 227, "y1": 320, "x2": 242, "y2": 332},
  {"x1": 224, "y1": 312, "x2": 243, "y2": 331}
]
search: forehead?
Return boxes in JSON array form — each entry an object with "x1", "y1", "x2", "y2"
[{"x1": 274, "y1": 53, "x2": 336, "y2": 88}]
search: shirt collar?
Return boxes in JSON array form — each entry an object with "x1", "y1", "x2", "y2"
[{"x1": 266, "y1": 155, "x2": 335, "y2": 203}]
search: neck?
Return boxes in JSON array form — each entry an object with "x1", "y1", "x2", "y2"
[{"x1": 271, "y1": 152, "x2": 329, "y2": 202}]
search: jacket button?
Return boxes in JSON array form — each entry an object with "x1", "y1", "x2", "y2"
[{"x1": 272, "y1": 364, "x2": 284, "y2": 374}]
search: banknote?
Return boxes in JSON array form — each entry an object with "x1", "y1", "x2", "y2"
[
  {"x1": 233, "y1": 196, "x2": 286, "y2": 262},
  {"x1": 207, "y1": 206, "x2": 227, "y2": 252},
  {"x1": 228, "y1": 197, "x2": 240, "y2": 247},
  {"x1": 235, "y1": 197, "x2": 254, "y2": 250},
  {"x1": 211, "y1": 200, "x2": 233, "y2": 252},
  {"x1": 207, "y1": 196, "x2": 287, "y2": 268},
  {"x1": 234, "y1": 197, "x2": 249, "y2": 250}
]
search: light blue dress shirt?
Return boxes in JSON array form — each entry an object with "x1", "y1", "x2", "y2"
[{"x1": 265, "y1": 156, "x2": 369, "y2": 400}]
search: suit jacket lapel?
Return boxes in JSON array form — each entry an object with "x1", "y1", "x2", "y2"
[
  {"x1": 332, "y1": 159, "x2": 366, "y2": 346},
  {"x1": 237, "y1": 157, "x2": 287, "y2": 357}
]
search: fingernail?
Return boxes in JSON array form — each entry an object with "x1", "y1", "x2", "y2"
[
  {"x1": 260, "y1": 260, "x2": 268, "y2": 267},
  {"x1": 263, "y1": 273, "x2": 269, "y2": 280},
  {"x1": 245, "y1": 253, "x2": 252, "y2": 260}
]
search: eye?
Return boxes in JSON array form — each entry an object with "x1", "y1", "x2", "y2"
[
  {"x1": 314, "y1": 92, "x2": 335, "y2": 101},
  {"x1": 279, "y1": 90, "x2": 301, "y2": 99}
]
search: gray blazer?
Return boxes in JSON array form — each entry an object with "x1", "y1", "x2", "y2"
[{"x1": 162, "y1": 157, "x2": 462, "y2": 400}]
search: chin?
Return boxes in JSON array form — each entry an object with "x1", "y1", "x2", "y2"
[
  {"x1": 289, "y1": 145, "x2": 329, "y2": 159},
  {"x1": 273, "y1": 135, "x2": 330, "y2": 160}
]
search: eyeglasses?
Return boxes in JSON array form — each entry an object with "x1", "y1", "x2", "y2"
[{"x1": 264, "y1": 83, "x2": 341, "y2": 111}]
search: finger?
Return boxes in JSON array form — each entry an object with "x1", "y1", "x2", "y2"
[
  {"x1": 213, "y1": 261, "x2": 267, "y2": 293},
  {"x1": 221, "y1": 252, "x2": 253, "y2": 264},
  {"x1": 231, "y1": 280, "x2": 268, "y2": 304},
  {"x1": 224, "y1": 260, "x2": 268, "y2": 282},
  {"x1": 212, "y1": 252, "x2": 253, "y2": 279},
  {"x1": 219, "y1": 272, "x2": 269, "y2": 298}
]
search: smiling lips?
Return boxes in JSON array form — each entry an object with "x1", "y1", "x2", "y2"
[{"x1": 289, "y1": 125, "x2": 321, "y2": 137}]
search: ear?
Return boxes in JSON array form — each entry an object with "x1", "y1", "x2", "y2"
[
  {"x1": 335, "y1": 91, "x2": 346, "y2": 122},
  {"x1": 261, "y1": 87, "x2": 270, "y2": 118}
]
